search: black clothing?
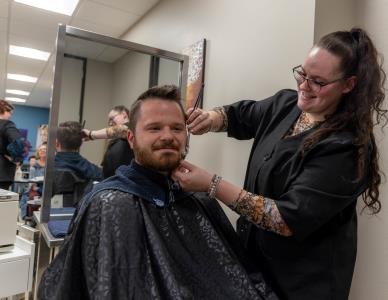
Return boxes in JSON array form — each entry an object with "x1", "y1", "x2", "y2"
[
  {"x1": 101, "y1": 138, "x2": 134, "y2": 178},
  {"x1": 101, "y1": 121, "x2": 133, "y2": 178},
  {"x1": 0, "y1": 119, "x2": 22, "y2": 183},
  {"x1": 38, "y1": 162, "x2": 278, "y2": 300},
  {"x1": 225, "y1": 89, "x2": 367, "y2": 300}
]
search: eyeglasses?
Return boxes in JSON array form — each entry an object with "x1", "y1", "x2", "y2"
[{"x1": 292, "y1": 65, "x2": 344, "y2": 93}]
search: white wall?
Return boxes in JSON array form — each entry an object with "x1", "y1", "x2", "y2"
[
  {"x1": 121, "y1": 0, "x2": 315, "y2": 223},
  {"x1": 348, "y1": 1, "x2": 388, "y2": 299},
  {"x1": 58, "y1": 57, "x2": 83, "y2": 123},
  {"x1": 80, "y1": 59, "x2": 114, "y2": 165},
  {"x1": 314, "y1": 0, "x2": 357, "y2": 42},
  {"x1": 158, "y1": 58, "x2": 181, "y2": 86},
  {"x1": 111, "y1": 51, "x2": 150, "y2": 108}
]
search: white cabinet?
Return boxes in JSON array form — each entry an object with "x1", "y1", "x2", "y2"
[{"x1": 0, "y1": 236, "x2": 35, "y2": 298}]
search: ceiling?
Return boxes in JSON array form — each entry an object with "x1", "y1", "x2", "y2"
[{"x1": 0, "y1": 0, "x2": 159, "y2": 108}]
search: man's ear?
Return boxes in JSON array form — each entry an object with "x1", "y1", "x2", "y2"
[
  {"x1": 127, "y1": 130, "x2": 134, "y2": 149},
  {"x1": 342, "y1": 76, "x2": 357, "y2": 94}
]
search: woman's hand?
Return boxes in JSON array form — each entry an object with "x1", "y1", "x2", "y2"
[
  {"x1": 172, "y1": 160, "x2": 213, "y2": 192},
  {"x1": 186, "y1": 108, "x2": 218, "y2": 135},
  {"x1": 81, "y1": 129, "x2": 92, "y2": 141}
]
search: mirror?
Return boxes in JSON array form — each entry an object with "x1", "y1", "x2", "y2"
[{"x1": 40, "y1": 25, "x2": 188, "y2": 225}]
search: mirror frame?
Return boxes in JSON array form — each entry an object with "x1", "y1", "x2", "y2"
[{"x1": 41, "y1": 24, "x2": 189, "y2": 224}]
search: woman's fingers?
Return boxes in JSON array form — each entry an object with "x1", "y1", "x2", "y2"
[
  {"x1": 172, "y1": 160, "x2": 213, "y2": 192},
  {"x1": 186, "y1": 109, "x2": 212, "y2": 135}
]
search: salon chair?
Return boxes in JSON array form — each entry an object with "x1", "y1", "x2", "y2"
[
  {"x1": 46, "y1": 169, "x2": 91, "y2": 238},
  {"x1": 52, "y1": 169, "x2": 90, "y2": 207}
]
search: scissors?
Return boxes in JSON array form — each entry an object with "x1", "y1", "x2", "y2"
[{"x1": 184, "y1": 83, "x2": 204, "y2": 157}]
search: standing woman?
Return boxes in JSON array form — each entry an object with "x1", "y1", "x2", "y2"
[
  {"x1": 173, "y1": 28, "x2": 386, "y2": 299},
  {"x1": 0, "y1": 99, "x2": 24, "y2": 190}
]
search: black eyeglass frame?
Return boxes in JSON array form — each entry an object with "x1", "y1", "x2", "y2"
[{"x1": 292, "y1": 65, "x2": 345, "y2": 92}]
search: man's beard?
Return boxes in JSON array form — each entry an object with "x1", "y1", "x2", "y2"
[{"x1": 133, "y1": 138, "x2": 183, "y2": 172}]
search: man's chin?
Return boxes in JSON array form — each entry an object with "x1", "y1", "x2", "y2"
[{"x1": 140, "y1": 157, "x2": 181, "y2": 173}]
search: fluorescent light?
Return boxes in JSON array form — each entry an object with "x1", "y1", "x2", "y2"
[
  {"x1": 5, "y1": 97, "x2": 26, "y2": 103},
  {"x1": 6, "y1": 89, "x2": 30, "y2": 96},
  {"x1": 14, "y1": 0, "x2": 79, "y2": 16},
  {"x1": 7, "y1": 73, "x2": 37, "y2": 83},
  {"x1": 10, "y1": 45, "x2": 50, "y2": 61}
]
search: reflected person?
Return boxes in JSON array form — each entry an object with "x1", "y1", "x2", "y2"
[
  {"x1": 38, "y1": 85, "x2": 277, "y2": 300},
  {"x1": 0, "y1": 99, "x2": 24, "y2": 190},
  {"x1": 84, "y1": 105, "x2": 133, "y2": 178},
  {"x1": 54, "y1": 121, "x2": 103, "y2": 182}
]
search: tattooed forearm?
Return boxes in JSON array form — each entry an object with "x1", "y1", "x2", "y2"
[
  {"x1": 230, "y1": 191, "x2": 292, "y2": 236},
  {"x1": 106, "y1": 124, "x2": 128, "y2": 139}
]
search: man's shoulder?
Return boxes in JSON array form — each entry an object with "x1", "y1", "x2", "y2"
[{"x1": 88, "y1": 188, "x2": 137, "y2": 206}]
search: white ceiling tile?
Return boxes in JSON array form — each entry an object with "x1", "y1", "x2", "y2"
[
  {"x1": 6, "y1": 78, "x2": 35, "y2": 96},
  {"x1": 28, "y1": 86, "x2": 52, "y2": 107},
  {"x1": 9, "y1": 19, "x2": 59, "y2": 48},
  {"x1": 3, "y1": 0, "x2": 156, "y2": 108},
  {"x1": 11, "y1": 2, "x2": 70, "y2": 29},
  {"x1": 7, "y1": 54, "x2": 46, "y2": 76},
  {"x1": 65, "y1": 35, "x2": 107, "y2": 59},
  {"x1": 9, "y1": 33, "x2": 53, "y2": 53},
  {"x1": 0, "y1": 0, "x2": 9, "y2": 19},
  {"x1": 70, "y1": 19, "x2": 130, "y2": 38},
  {"x1": 90, "y1": 0, "x2": 159, "y2": 15},
  {"x1": 74, "y1": 1, "x2": 138, "y2": 34}
]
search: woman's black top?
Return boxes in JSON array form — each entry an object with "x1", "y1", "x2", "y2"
[
  {"x1": 225, "y1": 89, "x2": 368, "y2": 300},
  {"x1": 101, "y1": 122, "x2": 134, "y2": 178},
  {"x1": 0, "y1": 119, "x2": 22, "y2": 182}
]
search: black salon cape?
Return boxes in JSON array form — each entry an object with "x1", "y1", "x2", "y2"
[
  {"x1": 38, "y1": 162, "x2": 278, "y2": 300},
  {"x1": 226, "y1": 89, "x2": 368, "y2": 300}
]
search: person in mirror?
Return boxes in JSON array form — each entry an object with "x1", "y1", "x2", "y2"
[
  {"x1": 19, "y1": 143, "x2": 47, "y2": 219},
  {"x1": 0, "y1": 99, "x2": 24, "y2": 190},
  {"x1": 54, "y1": 121, "x2": 103, "y2": 182},
  {"x1": 28, "y1": 155, "x2": 36, "y2": 171},
  {"x1": 83, "y1": 105, "x2": 134, "y2": 178},
  {"x1": 38, "y1": 85, "x2": 278, "y2": 300},
  {"x1": 172, "y1": 28, "x2": 386, "y2": 300}
]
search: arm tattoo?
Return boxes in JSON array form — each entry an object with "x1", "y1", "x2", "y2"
[
  {"x1": 230, "y1": 191, "x2": 293, "y2": 236},
  {"x1": 106, "y1": 124, "x2": 128, "y2": 139},
  {"x1": 210, "y1": 107, "x2": 228, "y2": 132}
]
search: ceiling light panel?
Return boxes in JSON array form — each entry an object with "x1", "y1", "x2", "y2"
[
  {"x1": 6, "y1": 89, "x2": 30, "y2": 96},
  {"x1": 7, "y1": 73, "x2": 37, "y2": 83},
  {"x1": 5, "y1": 97, "x2": 27, "y2": 103},
  {"x1": 14, "y1": 0, "x2": 79, "y2": 16},
  {"x1": 9, "y1": 45, "x2": 50, "y2": 61}
]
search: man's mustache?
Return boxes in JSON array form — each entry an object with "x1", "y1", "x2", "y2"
[{"x1": 152, "y1": 141, "x2": 180, "y2": 151}]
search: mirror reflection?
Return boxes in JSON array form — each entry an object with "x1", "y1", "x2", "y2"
[{"x1": 39, "y1": 26, "x2": 188, "y2": 234}]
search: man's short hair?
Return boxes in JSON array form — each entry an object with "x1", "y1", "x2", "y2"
[
  {"x1": 112, "y1": 105, "x2": 129, "y2": 118},
  {"x1": 128, "y1": 85, "x2": 185, "y2": 132},
  {"x1": 57, "y1": 121, "x2": 83, "y2": 151}
]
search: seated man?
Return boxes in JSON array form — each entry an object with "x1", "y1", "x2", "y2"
[
  {"x1": 54, "y1": 121, "x2": 103, "y2": 182},
  {"x1": 38, "y1": 86, "x2": 277, "y2": 300}
]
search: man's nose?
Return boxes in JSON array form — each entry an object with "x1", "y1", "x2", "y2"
[{"x1": 160, "y1": 128, "x2": 174, "y2": 140}]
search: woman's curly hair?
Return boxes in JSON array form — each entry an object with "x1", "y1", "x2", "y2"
[{"x1": 301, "y1": 28, "x2": 387, "y2": 214}]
